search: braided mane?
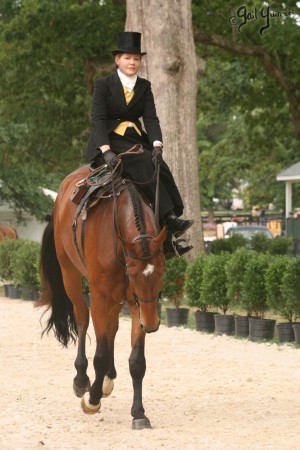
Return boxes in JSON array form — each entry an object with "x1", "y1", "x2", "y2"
[{"x1": 127, "y1": 184, "x2": 149, "y2": 256}]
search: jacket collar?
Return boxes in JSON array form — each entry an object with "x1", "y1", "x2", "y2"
[{"x1": 110, "y1": 71, "x2": 148, "y2": 110}]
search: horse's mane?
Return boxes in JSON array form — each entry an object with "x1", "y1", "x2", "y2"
[{"x1": 127, "y1": 183, "x2": 149, "y2": 256}]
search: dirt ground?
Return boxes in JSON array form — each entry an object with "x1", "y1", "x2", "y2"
[{"x1": 0, "y1": 296, "x2": 300, "y2": 450}]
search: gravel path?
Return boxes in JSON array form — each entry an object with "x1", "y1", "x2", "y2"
[{"x1": 0, "y1": 296, "x2": 300, "y2": 450}]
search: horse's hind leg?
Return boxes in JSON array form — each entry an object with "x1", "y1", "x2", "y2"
[
  {"x1": 59, "y1": 262, "x2": 90, "y2": 397},
  {"x1": 81, "y1": 289, "x2": 119, "y2": 414},
  {"x1": 102, "y1": 302, "x2": 122, "y2": 398}
]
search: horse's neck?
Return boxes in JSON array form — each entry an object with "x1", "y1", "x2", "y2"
[{"x1": 119, "y1": 185, "x2": 155, "y2": 239}]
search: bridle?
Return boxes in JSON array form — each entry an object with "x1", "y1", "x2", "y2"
[{"x1": 122, "y1": 234, "x2": 164, "y2": 308}]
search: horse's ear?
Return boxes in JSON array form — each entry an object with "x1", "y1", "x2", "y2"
[{"x1": 153, "y1": 226, "x2": 167, "y2": 246}]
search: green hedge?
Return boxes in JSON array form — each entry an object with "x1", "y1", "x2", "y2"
[
  {"x1": 183, "y1": 249, "x2": 300, "y2": 322},
  {"x1": 0, "y1": 238, "x2": 41, "y2": 288}
]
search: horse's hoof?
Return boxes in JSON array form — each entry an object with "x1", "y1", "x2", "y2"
[
  {"x1": 102, "y1": 376, "x2": 114, "y2": 398},
  {"x1": 132, "y1": 417, "x2": 152, "y2": 430},
  {"x1": 81, "y1": 392, "x2": 101, "y2": 414},
  {"x1": 73, "y1": 378, "x2": 91, "y2": 398}
]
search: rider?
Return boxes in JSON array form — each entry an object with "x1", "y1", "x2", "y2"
[{"x1": 85, "y1": 32, "x2": 193, "y2": 259}]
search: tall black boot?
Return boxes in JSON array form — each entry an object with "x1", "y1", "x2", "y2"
[{"x1": 165, "y1": 211, "x2": 194, "y2": 238}]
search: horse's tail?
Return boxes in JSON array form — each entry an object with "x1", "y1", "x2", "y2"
[{"x1": 37, "y1": 215, "x2": 77, "y2": 347}]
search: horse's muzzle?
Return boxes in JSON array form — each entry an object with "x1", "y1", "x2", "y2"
[{"x1": 140, "y1": 320, "x2": 160, "y2": 334}]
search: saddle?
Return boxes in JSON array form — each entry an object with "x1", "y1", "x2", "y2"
[{"x1": 70, "y1": 163, "x2": 125, "y2": 211}]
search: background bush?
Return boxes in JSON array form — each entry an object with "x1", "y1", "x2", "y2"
[
  {"x1": 265, "y1": 255, "x2": 292, "y2": 322},
  {"x1": 241, "y1": 253, "x2": 270, "y2": 318},
  {"x1": 200, "y1": 253, "x2": 232, "y2": 314},
  {"x1": 280, "y1": 257, "x2": 300, "y2": 322},
  {"x1": 10, "y1": 239, "x2": 41, "y2": 289},
  {"x1": 162, "y1": 257, "x2": 188, "y2": 308},
  {"x1": 0, "y1": 238, "x2": 23, "y2": 282},
  {"x1": 185, "y1": 253, "x2": 207, "y2": 311}
]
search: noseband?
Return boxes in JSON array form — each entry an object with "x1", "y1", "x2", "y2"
[
  {"x1": 125, "y1": 233, "x2": 162, "y2": 261},
  {"x1": 133, "y1": 293, "x2": 160, "y2": 308}
]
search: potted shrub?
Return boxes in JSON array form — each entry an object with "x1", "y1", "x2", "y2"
[
  {"x1": 211, "y1": 233, "x2": 247, "y2": 255},
  {"x1": 269, "y1": 236, "x2": 293, "y2": 255},
  {"x1": 250, "y1": 233, "x2": 272, "y2": 253},
  {"x1": 162, "y1": 257, "x2": 188, "y2": 327},
  {"x1": 241, "y1": 253, "x2": 275, "y2": 341},
  {"x1": 226, "y1": 248, "x2": 256, "y2": 337},
  {"x1": 279, "y1": 257, "x2": 300, "y2": 344},
  {"x1": 265, "y1": 255, "x2": 296, "y2": 342},
  {"x1": 200, "y1": 253, "x2": 234, "y2": 335},
  {"x1": 0, "y1": 238, "x2": 23, "y2": 298},
  {"x1": 10, "y1": 240, "x2": 41, "y2": 300},
  {"x1": 185, "y1": 253, "x2": 216, "y2": 332}
]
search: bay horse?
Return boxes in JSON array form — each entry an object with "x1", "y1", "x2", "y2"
[
  {"x1": 38, "y1": 161, "x2": 167, "y2": 429},
  {"x1": 0, "y1": 224, "x2": 18, "y2": 241}
]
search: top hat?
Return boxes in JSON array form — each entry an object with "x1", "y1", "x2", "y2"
[{"x1": 112, "y1": 32, "x2": 147, "y2": 56}]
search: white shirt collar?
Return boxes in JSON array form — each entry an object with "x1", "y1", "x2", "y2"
[{"x1": 117, "y1": 68, "x2": 137, "y2": 92}]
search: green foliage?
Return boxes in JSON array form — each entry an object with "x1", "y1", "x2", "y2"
[
  {"x1": 269, "y1": 236, "x2": 293, "y2": 255},
  {"x1": 241, "y1": 253, "x2": 270, "y2": 318},
  {"x1": 162, "y1": 257, "x2": 188, "y2": 308},
  {"x1": 211, "y1": 233, "x2": 247, "y2": 254},
  {"x1": 185, "y1": 253, "x2": 207, "y2": 311},
  {"x1": 225, "y1": 248, "x2": 256, "y2": 310},
  {"x1": 280, "y1": 257, "x2": 300, "y2": 322},
  {"x1": 194, "y1": 1, "x2": 300, "y2": 213},
  {"x1": 10, "y1": 239, "x2": 41, "y2": 289},
  {"x1": 0, "y1": 238, "x2": 23, "y2": 282},
  {"x1": 265, "y1": 255, "x2": 293, "y2": 322},
  {"x1": 250, "y1": 233, "x2": 272, "y2": 253},
  {"x1": 0, "y1": 0, "x2": 125, "y2": 218},
  {"x1": 200, "y1": 253, "x2": 232, "y2": 314}
]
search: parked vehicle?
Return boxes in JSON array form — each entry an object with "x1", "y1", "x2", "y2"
[{"x1": 225, "y1": 225, "x2": 273, "y2": 240}]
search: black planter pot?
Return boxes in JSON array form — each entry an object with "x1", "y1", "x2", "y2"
[
  {"x1": 249, "y1": 318, "x2": 276, "y2": 342},
  {"x1": 292, "y1": 324, "x2": 300, "y2": 344},
  {"x1": 214, "y1": 314, "x2": 235, "y2": 336},
  {"x1": 276, "y1": 322, "x2": 295, "y2": 343},
  {"x1": 234, "y1": 315, "x2": 249, "y2": 338},
  {"x1": 166, "y1": 307, "x2": 189, "y2": 328},
  {"x1": 8, "y1": 284, "x2": 21, "y2": 299},
  {"x1": 3, "y1": 284, "x2": 10, "y2": 297},
  {"x1": 21, "y1": 286, "x2": 37, "y2": 301},
  {"x1": 33, "y1": 290, "x2": 41, "y2": 301},
  {"x1": 194, "y1": 311, "x2": 216, "y2": 333}
]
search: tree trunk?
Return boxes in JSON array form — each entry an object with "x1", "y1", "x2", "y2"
[{"x1": 126, "y1": 0, "x2": 204, "y2": 257}]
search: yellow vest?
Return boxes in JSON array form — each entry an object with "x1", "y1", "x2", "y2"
[{"x1": 113, "y1": 87, "x2": 142, "y2": 137}]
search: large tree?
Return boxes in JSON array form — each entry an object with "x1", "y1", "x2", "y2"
[{"x1": 126, "y1": 0, "x2": 204, "y2": 255}]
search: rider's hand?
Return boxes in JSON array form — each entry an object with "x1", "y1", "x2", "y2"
[
  {"x1": 103, "y1": 150, "x2": 119, "y2": 170},
  {"x1": 152, "y1": 146, "x2": 163, "y2": 164}
]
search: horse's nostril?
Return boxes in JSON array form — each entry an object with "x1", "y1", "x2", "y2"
[{"x1": 141, "y1": 321, "x2": 160, "y2": 334}]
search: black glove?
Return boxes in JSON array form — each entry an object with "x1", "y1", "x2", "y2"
[
  {"x1": 103, "y1": 150, "x2": 118, "y2": 170},
  {"x1": 152, "y1": 146, "x2": 163, "y2": 165}
]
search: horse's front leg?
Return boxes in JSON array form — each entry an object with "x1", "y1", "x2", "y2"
[{"x1": 129, "y1": 303, "x2": 151, "y2": 430}]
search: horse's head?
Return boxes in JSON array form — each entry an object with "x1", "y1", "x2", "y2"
[{"x1": 123, "y1": 226, "x2": 167, "y2": 333}]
